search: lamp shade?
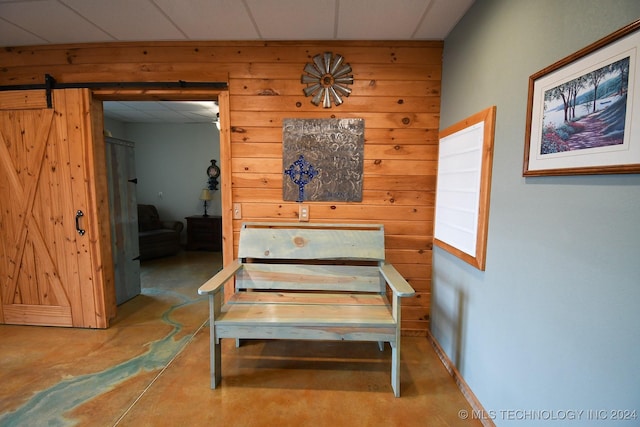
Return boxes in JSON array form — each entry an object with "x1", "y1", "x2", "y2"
[{"x1": 199, "y1": 189, "x2": 212, "y2": 201}]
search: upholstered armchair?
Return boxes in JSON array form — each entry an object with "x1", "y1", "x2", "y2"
[{"x1": 137, "y1": 204, "x2": 184, "y2": 260}]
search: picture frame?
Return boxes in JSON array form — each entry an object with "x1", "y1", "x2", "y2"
[{"x1": 524, "y1": 19, "x2": 640, "y2": 176}]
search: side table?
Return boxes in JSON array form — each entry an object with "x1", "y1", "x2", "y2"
[{"x1": 185, "y1": 215, "x2": 222, "y2": 251}]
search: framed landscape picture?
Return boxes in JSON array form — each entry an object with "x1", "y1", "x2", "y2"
[{"x1": 524, "y1": 19, "x2": 640, "y2": 176}]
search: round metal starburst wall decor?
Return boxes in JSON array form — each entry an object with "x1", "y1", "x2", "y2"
[{"x1": 301, "y1": 52, "x2": 354, "y2": 108}]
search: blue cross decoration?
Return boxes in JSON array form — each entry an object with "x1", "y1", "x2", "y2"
[{"x1": 284, "y1": 155, "x2": 317, "y2": 202}]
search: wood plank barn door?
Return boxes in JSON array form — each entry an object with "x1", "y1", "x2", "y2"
[
  {"x1": 0, "y1": 89, "x2": 114, "y2": 328},
  {"x1": 105, "y1": 136, "x2": 141, "y2": 305}
]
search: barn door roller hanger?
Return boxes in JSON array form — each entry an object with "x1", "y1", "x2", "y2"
[{"x1": 0, "y1": 74, "x2": 229, "y2": 109}]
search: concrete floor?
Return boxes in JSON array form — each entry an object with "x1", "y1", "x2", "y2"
[{"x1": 0, "y1": 251, "x2": 481, "y2": 427}]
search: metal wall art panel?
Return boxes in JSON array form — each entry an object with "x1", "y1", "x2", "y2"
[{"x1": 283, "y1": 118, "x2": 364, "y2": 202}]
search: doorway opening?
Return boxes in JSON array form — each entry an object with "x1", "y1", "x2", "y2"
[{"x1": 98, "y1": 94, "x2": 227, "y2": 309}]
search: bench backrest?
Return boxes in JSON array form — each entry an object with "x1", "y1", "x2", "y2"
[{"x1": 236, "y1": 222, "x2": 386, "y2": 293}]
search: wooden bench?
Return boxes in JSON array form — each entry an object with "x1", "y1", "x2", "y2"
[{"x1": 197, "y1": 222, "x2": 415, "y2": 397}]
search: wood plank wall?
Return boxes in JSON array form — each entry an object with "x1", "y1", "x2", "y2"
[{"x1": 0, "y1": 41, "x2": 442, "y2": 336}]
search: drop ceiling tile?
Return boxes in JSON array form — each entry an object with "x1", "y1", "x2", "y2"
[
  {"x1": 103, "y1": 111, "x2": 128, "y2": 121},
  {"x1": 103, "y1": 101, "x2": 217, "y2": 123},
  {"x1": 337, "y1": 0, "x2": 428, "y2": 39},
  {"x1": 0, "y1": 0, "x2": 113, "y2": 43},
  {"x1": 118, "y1": 101, "x2": 170, "y2": 111},
  {"x1": 61, "y1": 0, "x2": 185, "y2": 41},
  {"x1": 0, "y1": 18, "x2": 48, "y2": 46},
  {"x1": 413, "y1": 0, "x2": 474, "y2": 39},
  {"x1": 106, "y1": 110, "x2": 156, "y2": 122},
  {"x1": 180, "y1": 111, "x2": 218, "y2": 123},
  {"x1": 246, "y1": 0, "x2": 336, "y2": 39},
  {"x1": 160, "y1": 101, "x2": 218, "y2": 113},
  {"x1": 103, "y1": 101, "x2": 138, "y2": 111},
  {"x1": 154, "y1": 0, "x2": 259, "y2": 39},
  {"x1": 138, "y1": 109, "x2": 189, "y2": 121}
]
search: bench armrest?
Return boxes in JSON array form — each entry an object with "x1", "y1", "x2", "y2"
[
  {"x1": 198, "y1": 259, "x2": 244, "y2": 295},
  {"x1": 379, "y1": 263, "x2": 415, "y2": 297}
]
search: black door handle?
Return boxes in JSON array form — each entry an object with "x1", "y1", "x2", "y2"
[{"x1": 75, "y1": 210, "x2": 86, "y2": 236}]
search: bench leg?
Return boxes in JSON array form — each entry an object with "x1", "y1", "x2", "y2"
[
  {"x1": 390, "y1": 338, "x2": 401, "y2": 397},
  {"x1": 209, "y1": 295, "x2": 222, "y2": 389},
  {"x1": 211, "y1": 334, "x2": 221, "y2": 389}
]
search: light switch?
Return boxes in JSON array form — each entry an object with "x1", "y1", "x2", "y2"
[
  {"x1": 233, "y1": 203, "x2": 242, "y2": 219},
  {"x1": 299, "y1": 204, "x2": 309, "y2": 222}
]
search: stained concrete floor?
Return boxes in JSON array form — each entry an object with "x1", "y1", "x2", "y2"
[{"x1": 0, "y1": 251, "x2": 481, "y2": 427}]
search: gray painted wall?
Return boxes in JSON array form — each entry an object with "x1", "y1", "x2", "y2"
[
  {"x1": 434, "y1": 0, "x2": 640, "y2": 424},
  {"x1": 127, "y1": 122, "x2": 220, "y2": 224}
]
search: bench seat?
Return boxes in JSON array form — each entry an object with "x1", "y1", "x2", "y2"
[{"x1": 220, "y1": 294, "x2": 393, "y2": 327}]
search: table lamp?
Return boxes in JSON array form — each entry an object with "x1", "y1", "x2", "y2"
[{"x1": 199, "y1": 189, "x2": 212, "y2": 217}]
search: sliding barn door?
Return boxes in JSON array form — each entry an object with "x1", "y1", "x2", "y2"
[{"x1": 0, "y1": 89, "x2": 115, "y2": 328}]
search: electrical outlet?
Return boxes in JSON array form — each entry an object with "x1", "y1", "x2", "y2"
[
  {"x1": 233, "y1": 203, "x2": 242, "y2": 219},
  {"x1": 299, "y1": 204, "x2": 309, "y2": 222}
]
